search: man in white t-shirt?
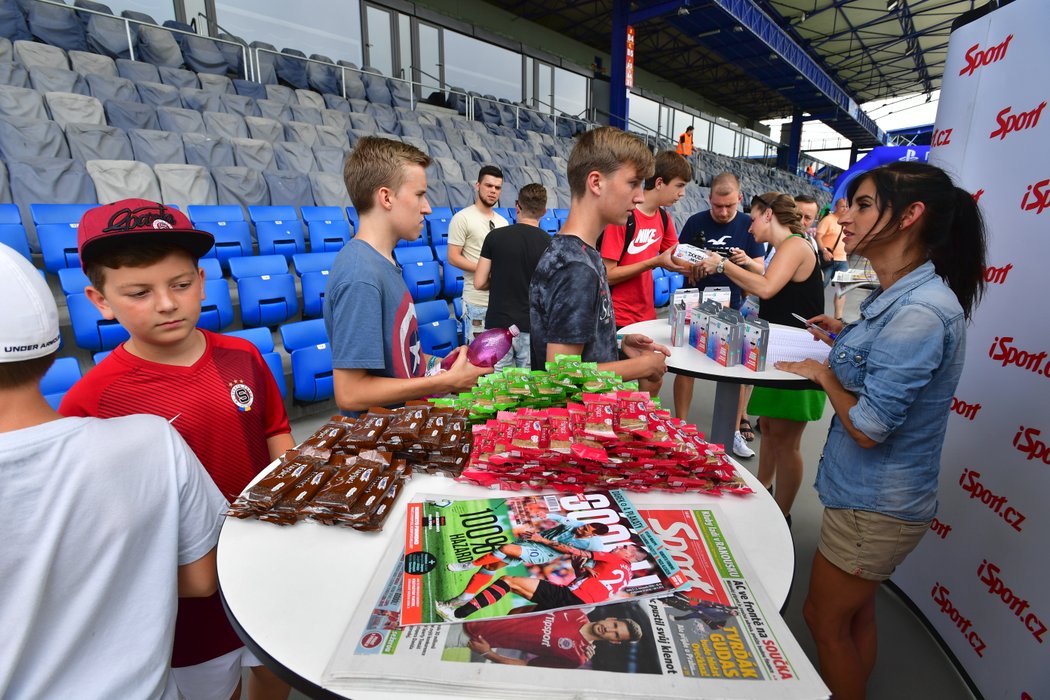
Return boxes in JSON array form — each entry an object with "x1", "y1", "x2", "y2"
[
  {"x1": 0, "y1": 242, "x2": 228, "y2": 700},
  {"x1": 448, "y1": 165, "x2": 510, "y2": 341}
]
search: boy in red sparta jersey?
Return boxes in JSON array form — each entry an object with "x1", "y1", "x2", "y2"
[{"x1": 463, "y1": 611, "x2": 643, "y2": 667}]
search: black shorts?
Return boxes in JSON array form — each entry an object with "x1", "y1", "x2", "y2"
[{"x1": 530, "y1": 579, "x2": 585, "y2": 611}]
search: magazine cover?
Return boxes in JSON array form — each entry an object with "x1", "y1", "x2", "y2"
[
  {"x1": 400, "y1": 490, "x2": 687, "y2": 625},
  {"x1": 325, "y1": 504, "x2": 829, "y2": 699}
]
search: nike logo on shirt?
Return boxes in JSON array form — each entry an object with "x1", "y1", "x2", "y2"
[{"x1": 626, "y1": 228, "x2": 660, "y2": 255}]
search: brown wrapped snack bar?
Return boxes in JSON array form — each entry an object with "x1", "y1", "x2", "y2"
[
  {"x1": 226, "y1": 456, "x2": 323, "y2": 518},
  {"x1": 258, "y1": 464, "x2": 337, "y2": 525},
  {"x1": 383, "y1": 405, "x2": 429, "y2": 439},
  {"x1": 339, "y1": 408, "x2": 395, "y2": 450},
  {"x1": 298, "y1": 421, "x2": 350, "y2": 459},
  {"x1": 352, "y1": 466, "x2": 409, "y2": 531}
]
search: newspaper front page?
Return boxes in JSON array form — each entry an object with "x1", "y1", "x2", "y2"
[{"x1": 324, "y1": 502, "x2": 828, "y2": 699}]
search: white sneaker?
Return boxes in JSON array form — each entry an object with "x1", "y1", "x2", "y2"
[
  {"x1": 732, "y1": 431, "x2": 755, "y2": 459},
  {"x1": 433, "y1": 600, "x2": 460, "y2": 622},
  {"x1": 447, "y1": 561, "x2": 477, "y2": 572}
]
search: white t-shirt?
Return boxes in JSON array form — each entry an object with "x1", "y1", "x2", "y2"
[
  {"x1": 447, "y1": 204, "x2": 508, "y2": 307},
  {"x1": 0, "y1": 415, "x2": 228, "y2": 700}
]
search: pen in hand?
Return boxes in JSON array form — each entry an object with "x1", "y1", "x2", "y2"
[{"x1": 791, "y1": 313, "x2": 837, "y2": 340}]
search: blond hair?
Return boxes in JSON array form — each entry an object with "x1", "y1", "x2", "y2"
[
  {"x1": 567, "y1": 127, "x2": 654, "y2": 200},
  {"x1": 710, "y1": 172, "x2": 740, "y2": 198},
  {"x1": 343, "y1": 137, "x2": 432, "y2": 214}
]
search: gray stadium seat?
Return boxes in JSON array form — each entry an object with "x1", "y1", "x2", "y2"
[
  {"x1": 399, "y1": 121, "x2": 424, "y2": 140},
  {"x1": 25, "y1": 4, "x2": 87, "y2": 52},
  {"x1": 14, "y1": 40, "x2": 69, "y2": 70},
  {"x1": 85, "y1": 73, "x2": 137, "y2": 103},
  {"x1": 248, "y1": 41, "x2": 278, "y2": 85},
  {"x1": 182, "y1": 133, "x2": 234, "y2": 168},
  {"x1": 320, "y1": 108, "x2": 349, "y2": 132},
  {"x1": 445, "y1": 180, "x2": 473, "y2": 207},
  {"x1": 29, "y1": 66, "x2": 88, "y2": 95},
  {"x1": 346, "y1": 128, "x2": 369, "y2": 147},
  {"x1": 197, "y1": 72, "x2": 233, "y2": 95},
  {"x1": 295, "y1": 88, "x2": 325, "y2": 111},
  {"x1": 283, "y1": 121, "x2": 318, "y2": 148},
  {"x1": 361, "y1": 71, "x2": 390, "y2": 106},
  {"x1": 264, "y1": 83, "x2": 295, "y2": 105},
  {"x1": 0, "y1": 158, "x2": 9, "y2": 203},
  {"x1": 0, "y1": 116, "x2": 70, "y2": 160},
  {"x1": 86, "y1": 158, "x2": 160, "y2": 202},
  {"x1": 245, "y1": 115, "x2": 283, "y2": 143},
  {"x1": 308, "y1": 171, "x2": 350, "y2": 208},
  {"x1": 431, "y1": 158, "x2": 462, "y2": 182},
  {"x1": 129, "y1": 128, "x2": 184, "y2": 165},
  {"x1": 311, "y1": 145, "x2": 344, "y2": 173},
  {"x1": 348, "y1": 98, "x2": 368, "y2": 113},
  {"x1": 230, "y1": 137, "x2": 275, "y2": 170},
  {"x1": 387, "y1": 78, "x2": 411, "y2": 110},
  {"x1": 306, "y1": 54, "x2": 339, "y2": 96},
  {"x1": 121, "y1": 10, "x2": 182, "y2": 68},
  {"x1": 348, "y1": 112, "x2": 378, "y2": 133},
  {"x1": 1, "y1": 9, "x2": 30, "y2": 44},
  {"x1": 289, "y1": 103, "x2": 322, "y2": 126},
  {"x1": 342, "y1": 70, "x2": 366, "y2": 102},
  {"x1": 365, "y1": 103, "x2": 397, "y2": 133},
  {"x1": 134, "y1": 80, "x2": 179, "y2": 108},
  {"x1": 232, "y1": 78, "x2": 266, "y2": 100},
  {"x1": 157, "y1": 65, "x2": 197, "y2": 89},
  {"x1": 65, "y1": 122, "x2": 133, "y2": 162},
  {"x1": 275, "y1": 48, "x2": 308, "y2": 90},
  {"x1": 154, "y1": 162, "x2": 215, "y2": 210},
  {"x1": 103, "y1": 99, "x2": 157, "y2": 130},
  {"x1": 179, "y1": 87, "x2": 220, "y2": 113},
  {"x1": 75, "y1": 0, "x2": 130, "y2": 60},
  {"x1": 401, "y1": 136, "x2": 428, "y2": 155},
  {"x1": 8, "y1": 159, "x2": 96, "y2": 245},
  {"x1": 212, "y1": 165, "x2": 268, "y2": 208},
  {"x1": 203, "y1": 110, "x2": 247, "y2": 140},
  {"x1": 45, "y1": 91, "x2": 104, "y2": 128},
  {"x1": 116, "y1": 58, "x2": 159, "y2": 83},
  {"x1": 256, "y1": 98, "x2": 290, "y2": 122},
  {"x1": 425, "y1": 139, "x2": 453, "y2": 160},
  {"x1": 217, "y1": 33, "x2": 248, "y2": 80},
  {"x1": 68, "y1": 50, "x2": 117, "y2": 77},
  {"x1": 264, "y1": 169, "x2": 313, "y2": 207},
  {"x1": 314, "y1": 124, "x2": 348, "y2": 150},
  {"x1": 425, "y1": 179, "x2": 450, "y2": 208},
  {"x1": 219, "y1": 93, "x2": 260, "y2": 119},
  {"x1": 274, "y1": 141, "x2": 316, "y2": 172},
  {"x1": 0, "y1": 61, "x2": 29, "y2": 88},
  {"x1": 162, "y1": 19, "x2": 227, "y2": 75},
  {"x1": 157, "y1": 106, "x2": 204, "y2": 133}
]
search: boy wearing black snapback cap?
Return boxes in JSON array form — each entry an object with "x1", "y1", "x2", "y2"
[
  {"x1": 59, "y1": 199, "x2": 294, "y2": 700},
  {"x1": 0, "y1": 242, "x2": 227, "y2": 699}
]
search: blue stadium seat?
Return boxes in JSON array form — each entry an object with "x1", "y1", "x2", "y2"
[
  {"x1": 667, "y1": 272, "x2": 685, "y2": 296},
  {"x1": 427, "y1": 217, "x2": 451, "y2": 246},
  {"x1": 40, "y1": 356, "x2": 83, "y2": 410},
  {"x1": 227, "y1": 255, "x2": 299, "y2": 327},
  {"x1": 653, "y1": 270, "x2": 671, "y2": 307},
  {"x1": 224, "y1": 327, "x2": 287, "y2": 399},
  {"x1": 396, "y1": 226, "x2": 429, "y2": 248},
  {"x1": 553, "y1": 208, "x2": 569, "y2": 219},
  {"x1": 538, "y1": 215, "x2": 560, "y2": 234},
  {"x1": 197, "y1": 277, "x2": 234, "y2": 331},
  {"x1": 345, "y1": 207, "x2": 359, "y2": 234},
  {"x1": 429, "y1": 206, "x2": 454, "y2": 221},
  {"x1": 452, "y1": 296, "x2": 463, "y2": 320},
  {"x1": 279, "y1": 318, "x2": 332, "y2": 402},
  {"x1": 31, "y1": 203, "x2": 95, "y2": 272},
  {"x1": 198, "y1": 256, "x2": 223, "y2": 280},
  {"x1": 432, "y1": 244, "x2": 448, "y2": 263},
  {"x1": 248, "y1": 205, "x2": 306, "y2": 260},
  {"x1": 187, "y1": 204, "x2": 253, "y2": 272},
  {"x1": 393, "y1": 246, "x2": 434, "y2": 265},
  {"x1": 57, "y1": 267, "x2": 90, "y2": 295},
  {"x1": 291, "y1": 251, "x2": 337, "y2": 318},
  {"x1": 0, "y1": 203, "x2": 31, "y2": 260},
  {"x1": 442, "y1": 260, "x2": 463, "y2": 299},
  {"x1": 401, "y1": 260, "x2": 441, "y2": 302},
  {"x1": 93, "y1": 350, "x2": 111, "y2": 364},
  {"x1": 301, "y1": 205, "x2": 350, "y2": 252},
  {"x1": 418, "y1": 318, "x2": 458, "y2": 358},
  {"x1": 67, "y1": 292, "x2": 130, "y2": 351},
  {"x1": 494, "y1": 206, "x2": 515, "y2": 222},
  {"x1": 414, "y1": 299, "x2": 451, "y2": 325}
]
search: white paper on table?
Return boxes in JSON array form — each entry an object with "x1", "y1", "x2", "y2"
[{"x1": 767, "y1": 325, "x2": 831, "y2": 364}]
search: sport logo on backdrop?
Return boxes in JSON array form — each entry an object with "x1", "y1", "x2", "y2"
[
  {"x1": 990, "y1": 102, "x2": 1047, "y2": 140},
  {"x1": 1020, "y1": 178, "x2": 1050, "y2": 215},
  {"x1": 982, "y1": 263, "x2": 1012, "y2": 285},
  {"x1": 959, "y1": 34, "x2": 1014, "y2": 77}
]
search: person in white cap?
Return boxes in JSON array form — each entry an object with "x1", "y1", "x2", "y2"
[{"x1": 0, "y1": 242, "x2": 227, "y2": 700}]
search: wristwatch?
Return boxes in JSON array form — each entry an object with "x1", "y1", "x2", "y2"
[{"x1": 715, "y1": 260, "x2": 725, "y2": 274}]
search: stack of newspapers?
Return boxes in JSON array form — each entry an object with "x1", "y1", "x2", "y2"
[{"x1": 322, "y1": 489, "x2": 829, "y2": 699}]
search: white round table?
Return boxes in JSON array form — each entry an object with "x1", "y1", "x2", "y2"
[
  {"x1": 620, "y1": 319, "x2": 818, "y2": 449},
  {"x1": 218, "y1": 463, "x2": 794, "y2": 699}
]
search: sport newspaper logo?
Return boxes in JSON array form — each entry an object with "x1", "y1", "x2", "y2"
[
  {"x1": 990, "y1": 102, "x2": 1047, "y2": 141},
  {"x1": 959, "y1": 34, "x2": 1014, "y2": 77},
  {"x1": 1020, "y1": 178, "x2": 1050, "y2": 215}
]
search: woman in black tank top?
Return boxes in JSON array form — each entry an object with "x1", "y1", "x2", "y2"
[{"x1": 697, "y1": 193, "x2": 826, "y2": 520}]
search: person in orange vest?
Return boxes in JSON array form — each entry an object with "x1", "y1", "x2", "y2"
[{"x1": 676, "y1": 125, "x2": 694, "y2": 157}]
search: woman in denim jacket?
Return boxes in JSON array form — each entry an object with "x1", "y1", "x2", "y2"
[{"x1": 777, "y1": 162, "x2": 987, "y2": 699}]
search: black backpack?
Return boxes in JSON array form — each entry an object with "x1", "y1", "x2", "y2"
[{"x1": 597, "y1": 208, "x2": 671, "y2": 262}]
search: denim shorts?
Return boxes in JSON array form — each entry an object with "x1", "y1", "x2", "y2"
[
  {"x1": 462, "y1": 301, "x2": 487, "y2": 342},
  {"x1": 818, "y1": 508, "x2": 930, "y2": 581}
]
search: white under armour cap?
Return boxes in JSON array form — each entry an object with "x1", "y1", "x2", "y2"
[{"x1": 0, "y1": 243, "x2": 61, "y2": 363}]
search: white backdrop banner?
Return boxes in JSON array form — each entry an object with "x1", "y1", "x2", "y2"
[{"x1": 893, "y1": 1, "x2": 1050, "y2": 697}]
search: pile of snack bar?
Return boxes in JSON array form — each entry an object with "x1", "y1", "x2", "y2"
[
  {"x1": 458, "y1": 391, "x2": 750, "y2": 495},
  {"x1": 431, "y1": 355, "x2": 650, "y2": 423},
  {"x1": 226, "y1": 404, "x2": 471, "y2": 529}
]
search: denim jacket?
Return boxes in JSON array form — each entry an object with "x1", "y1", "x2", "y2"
[{"x1": 815, "y1": 261, "x2": 966, "y2": 521}]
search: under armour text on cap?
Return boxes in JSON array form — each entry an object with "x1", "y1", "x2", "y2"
[
  {"x1": 77, "y1": 199, "x2": 215, "y2": 269},
  {"x1": 0, "y1": 243, "x2": 61, "y2": 363}
]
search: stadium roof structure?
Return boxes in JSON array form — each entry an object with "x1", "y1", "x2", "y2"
[{"x1": 488, "y1": 0, "x2": 989, "y2": 148}]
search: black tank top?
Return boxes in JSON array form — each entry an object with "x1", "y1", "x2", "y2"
[{"x1": 758, "y1": 234, "x2": 824, "y2": 328}]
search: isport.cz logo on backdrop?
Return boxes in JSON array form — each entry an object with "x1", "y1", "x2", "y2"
[
  {"x1": 1020, "y1": 178, "x2": 1050, "y2": 214},
  {"x1": 959, "y1": 34, "x2": 1014, "y2": 77},
  {"x1": 976, "y1": 559, "x2": 1047, "y2": 644},
  {"x1": 990, "y1": 102, "x2": 1047, "y2": 140},
  {"x1": 931, "y1": 582, "x2": 987, "y2": 657},
  {"x1": 988, "y1": 335, "x2": 1050, "y2": 377}
]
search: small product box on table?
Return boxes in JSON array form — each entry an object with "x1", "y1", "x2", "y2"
[{"x1": 742, "y1": 317, "x2": 770, "y2": 371}]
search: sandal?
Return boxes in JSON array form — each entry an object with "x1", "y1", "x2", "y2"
[{"x1": 739, "y1": 418, "x2": 755, "y2": 442}]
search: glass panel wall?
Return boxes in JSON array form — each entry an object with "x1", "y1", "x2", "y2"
[
  {"x1": 216, "y1": 0, "x2": 362, "y2": 66},
  {"x1": 553, "y1": 66, "x2": 586, "y2": 118},
  {"x1": 443, "y1": 31, "x2": 521, "y2": 101},
  {"x1": 711, "y1": 123, "x2": 736, "y2": 156},
  {"x1": 364, "y1": 5, "x2": 393, "y2": 76}
]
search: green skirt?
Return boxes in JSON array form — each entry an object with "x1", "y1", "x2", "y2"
[{"x1": 748, "y1": 386, "x2": 826, "y2": 422}]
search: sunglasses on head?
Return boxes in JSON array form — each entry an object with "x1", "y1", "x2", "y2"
[{"x1": 751, "y1": 194, "x2": 778, "y2": 210}]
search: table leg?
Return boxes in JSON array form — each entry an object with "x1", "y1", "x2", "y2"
[{"x1": 710, "y1": 381, "x2": 738, "y2": 449}]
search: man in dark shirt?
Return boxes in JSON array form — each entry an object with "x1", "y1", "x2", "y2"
[
  {"x1": 474, "y1": 183, "x2": 552, "y2": 370},
  {"x1": 527, "y1": 127, "x2": 670, "y2": 381}
]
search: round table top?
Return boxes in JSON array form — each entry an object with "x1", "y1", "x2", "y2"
[
  {"x1": 620, "y1": 318, "x2": 819, "y2": 388},
  {"x1": 218, "y1": 462, "x2": 794, "y2": 699}
]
